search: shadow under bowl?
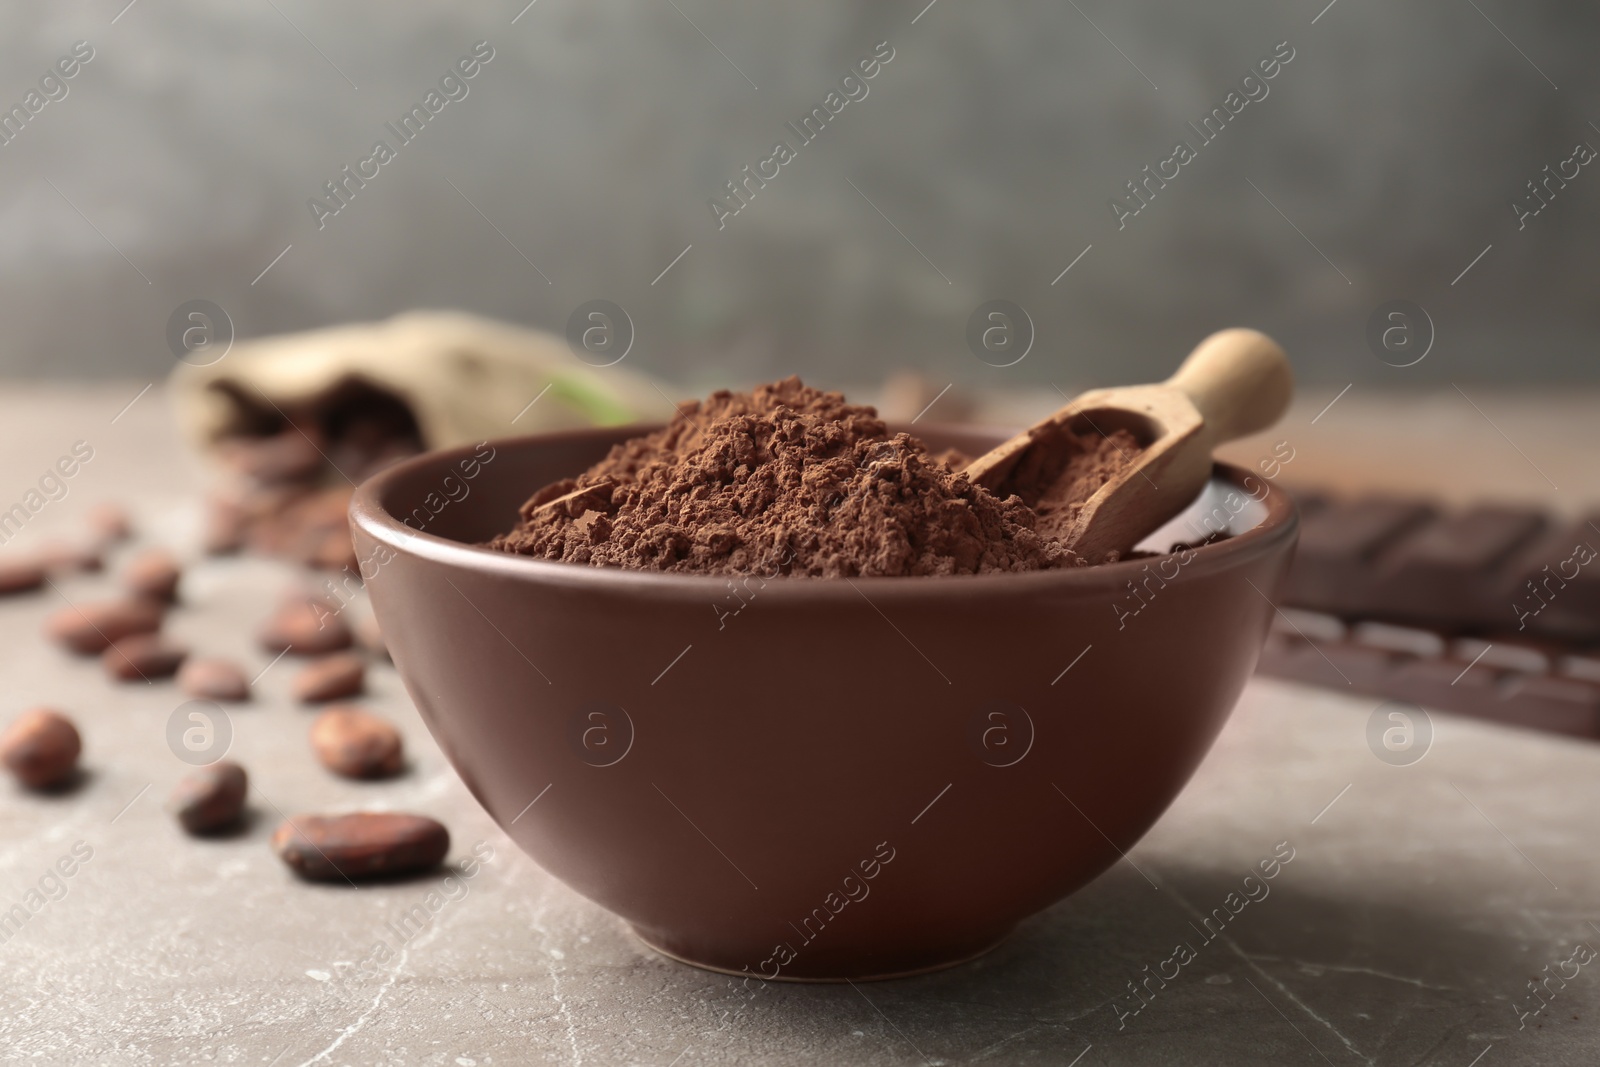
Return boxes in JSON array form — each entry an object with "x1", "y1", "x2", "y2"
[{"x1": 349, "y1": 424, "x2": 1299, "y2": 981}]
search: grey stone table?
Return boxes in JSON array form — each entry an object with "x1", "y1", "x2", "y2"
[{"x1": 1, "y1": 384, "x2": 1597, "y2": 1066}]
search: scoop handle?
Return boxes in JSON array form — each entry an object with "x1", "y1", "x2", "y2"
[{"x1": 1165, "y1": 328, "x2": 1293, "y2": 444}]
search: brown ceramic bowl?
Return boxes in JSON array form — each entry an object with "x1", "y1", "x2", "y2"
[{"x1": 350, "y1": 425, "x2": 1298, "y2": 981}]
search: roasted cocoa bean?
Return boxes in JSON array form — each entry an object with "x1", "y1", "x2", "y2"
[
  {"x1": 0, "y1": 708, "x2": 81, "y2": 789},
  {"x1": 121, "y1": 547, "x2": 182, "y2": 601},
  {"x1": 270, "y1": 812, "x2": 448, "y2": 881},
  {"x1": 202, "y1": 497, "x2": 247, "y2": 556},
  {"x1": 45, "y1": 597, "x2": 164, "y2": 655},
  {"x1": 257, "y1": 596, "x2": 351, "y2": 655},
  {"x1": 37, "y1": 540, "x2": 103, "y2": 574},
  {"x1": 293, "y1": 653, "x2": 366, "y2": 703},
  {"x1": 0, "y1": 558, "x2": 44, "y2": 596},
  {"x1": 177, "y1": 657, "x2": 251, "y2": 702},
  {"x1": 222, "y1": 428, "x2": 326, "y2": 486},
  {"x1": 309, "y1": 706, "x2": 402, "y2": 779},
  {"x1": 102, "y1": 633, "x2": 187, "y2": 682},
  {"x1": 86, "y1": 502, "x2": 133, "y2": 545},
  {"x1": 169, "y1": 760, "x2": 248, "y2": 834}
]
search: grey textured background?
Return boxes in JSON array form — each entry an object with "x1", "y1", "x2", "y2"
[{"x1": 0, "y1": 0, "x2": 1595, "y2": 389}]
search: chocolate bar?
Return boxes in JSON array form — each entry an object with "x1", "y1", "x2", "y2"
[
  {"x1": 1259, "y1": 490, "x2": 1600, "y2": 738},
  {"x1": 1257, "y1": 609, "x2": 1600, "y2": 738},
  {"x1": 1284, "y1": 493, "x2": 1600, "y2": 641}
]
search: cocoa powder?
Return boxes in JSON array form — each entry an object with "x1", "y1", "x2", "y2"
[
  {"x1": 486, "y1": 377, "x2": 1113, "y2": 577},
  {"x1": 988, "y1": 421, "x2": 1145, "y2": 544}
]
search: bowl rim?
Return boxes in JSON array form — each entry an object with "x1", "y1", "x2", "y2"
[{"x1": 349, "y1": 424, "x2": 1299, "y2": 599}]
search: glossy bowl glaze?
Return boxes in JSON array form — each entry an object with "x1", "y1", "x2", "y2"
[{"x1": 349, "y1": 425, "x2": 1298, "y2": 981}]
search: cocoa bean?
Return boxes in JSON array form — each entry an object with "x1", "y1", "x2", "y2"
[
  {"x1": 309, "y1": 706, "x2": 402, "y2": 779},
  {"x1": 202, "y1": 497, "x2": 247, "y2": 556},
  {"x1": 257, "y1": 596, "x2": 351, "y2": 655},
  {"x1": 45, "y1": 597, "x2": 164, "y2": 655},
  {"x1": 177, "y1": 658, "x2": 251, "y2": 702},
  {"x1": 292, "y1": 486, "x2": 354, "y2": 530},
  {"x1": 222, "y1": 428, "x2": 326, "y2": 486},
  {"x1": 169, "y1": 761, "x2": 247, "y2": 834},
  {"x1": 274, "y1": 488, "x2": 353, "y2": 569},
  {"x1": 309, "y1": 528, "x2": 358, "y2": 572},
  {"x1": 102, "y1": 633, "x2": 187, "y2": 682},
  {"x1": 0, "y1": 708, "x2": 81, "y2": 789},
  {"x1": 0, "y1": 557, "x2": 44, "y2": 596},
  {"x1": 242, "y1": 487, "x2": 317, "y2": 556},
  {"x1": 86, "y1": 502, "x2": 133, "y2": 545},
  {"x1": 270, "y1": 812, "x2": 448, "y2": 881},
  {"x1": 121, "y1": 547, "x2": 182, "y2": 601},
  {"x1": 293, "y1": 653, "x2": 366, "y2": 703},
  {"x1": 37, "y1": 539, "x2": 103, "y2": 574}
]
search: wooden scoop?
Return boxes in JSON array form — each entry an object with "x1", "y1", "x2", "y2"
[{"x1": 964, "y1": 328, "x2": 1292, "y2": 563}]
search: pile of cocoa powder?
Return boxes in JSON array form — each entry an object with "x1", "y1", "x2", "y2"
[
  {"x1": 487, "y1": 377, "x2": 1140, "y2": 577},
  {"x1": 984, "y1": 419, "x2": 1145, "y2": 542}
]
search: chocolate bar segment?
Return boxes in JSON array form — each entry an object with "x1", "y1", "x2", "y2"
[
  {"x1": 1283, "y1": 493, "x2": 1600, "y2": 644},
  {"x1": 1497, "y1": 517, "x2": 1600, "y2": 640},
  {"x1": 1263, "y1": 491, "x2": 1600, "y2": 741},
  {"x1": 1560, "y1": 654, "x2": 1600, "y2": 684},
  {"x1": 1450, "y1": 638, "x2": 1548, "y2": 675},
  {"x1": 1284, "y1": 497, "x2": 1435, "y2": 616},
  {"x1": 1257, "y1": 624, "x2": 1600, "y2": 740},
  {"x1": 1374, "y1": 506, "x2": 1545, "y2": 625},
  {"x1": 1351, "y1": 621, "x2": 1445, "y2": 657},
  {"x1": 1494, "y1": 675, "x2": 1600, "y2": 739}
]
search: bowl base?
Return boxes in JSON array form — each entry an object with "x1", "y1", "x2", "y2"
[{"x1": 628, "y1": 923, "x2": 1015, "y2": 983}]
